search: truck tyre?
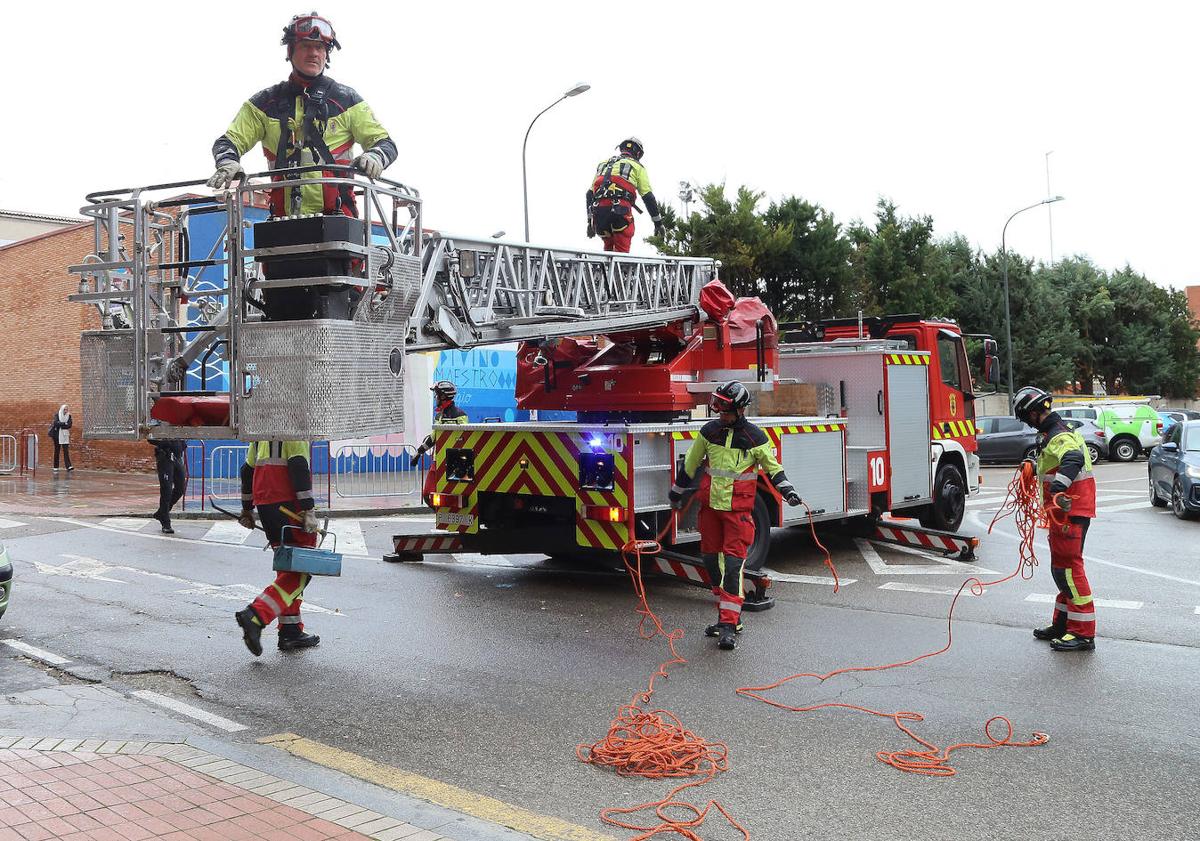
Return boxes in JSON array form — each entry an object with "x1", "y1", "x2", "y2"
[
  {"x1": 745, "y1": 494, "x2": 773, "y2": 572},
  {"x1": 918, "y1": 463, "x2": 966, "y2": 533},
  {"x1": 1111, "y1": 436, "x2": 1139, "y2": 462}
]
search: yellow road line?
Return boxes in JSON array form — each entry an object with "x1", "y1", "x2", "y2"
[{"x1": 258, "y1": 733, "x2": 617, "y2": 841}]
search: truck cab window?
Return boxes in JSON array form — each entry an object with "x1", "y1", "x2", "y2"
[{"x1": 936, "y1": 331, "x2": 961, "y2": 391}]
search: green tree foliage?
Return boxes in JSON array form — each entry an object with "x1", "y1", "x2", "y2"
[{"x1": 658, "y1": 185, "x2": 1200, "y2": 397}]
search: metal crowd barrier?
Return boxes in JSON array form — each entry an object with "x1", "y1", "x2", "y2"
[
  {"x1": 0, "y1": 436, "x2": 15, "y2": 474},
  {"x1": 331, "y1": 443, "x2": 423, "y2": 499}
]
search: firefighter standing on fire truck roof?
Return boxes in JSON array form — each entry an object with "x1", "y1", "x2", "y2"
[
  {"x1": 668, "y1": 381, "x2": 802, "y2": 651},
  {"x1": 411, "y1": 381, "x2": 469, "y2": 469},
  {"x1": 1014, "y1": 386, "x2": 1098, "y2": 652},
  {"x1": 206, "y1": 12, "x2": 397, "y2": 217},
  {"x1": 235, "y1": 441, "x2": 323, "y2": 656},
  {"x1": 586, "y1": 137, "x2": 665, "y2": 253}
]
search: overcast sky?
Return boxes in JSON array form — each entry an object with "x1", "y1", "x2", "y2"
[{"x1": 8, "y1": 1, "x2": 1198, "y2": 289}]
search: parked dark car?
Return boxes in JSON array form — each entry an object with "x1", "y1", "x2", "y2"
[
  {"x1": 977, "y1": 415, "x2": 1106, "y2": 464},
  {"x1": 1148, "y1": 420, "x2": 1200, "y2": 519},
  {"x1": 0, "y1": 542, "x2": 10, "y2": 620},
  {"x1": 976, "y1": 415, "x2": 1038, "y2": 463}
]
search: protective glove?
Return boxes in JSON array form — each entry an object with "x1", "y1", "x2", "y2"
[
  {"x1": 786, "y1": 492, "x2": 803, "y2": 507},
  {"x1": 1051, "y1": 491, "x2": 1073, "y2": 513},
  {"x1": 586, "y1": 221, "x2": 596, "y2": 238},
  {"x1": 302, "y1": 509, "x2": 321, "y2": 534},
  {"x1": 353, "y1": 150, "x2": 385, "y2": 178},
  {"x1": 238, "y1": 510, "x2": 256, "y2": 530},
  {"x1": 667, "y1": 487, "x2": 684, "y2": 509},
  {"x1": 409, "y1": 453, "x2": 422, "y2": 469},
  {"x1": 207, "y1": 161, "x2": 244, "y2": 190},
  {"x1": 653, "y1": 218, "x2": 666, "y2": 237}
]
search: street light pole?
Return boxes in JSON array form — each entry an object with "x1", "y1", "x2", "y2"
[
  {"x1": 522, "y1": 82, "x2": 590, "y2": 242},
  {"x1": 1002, "y1": 194, "x2": 1065, "y2": 410}
]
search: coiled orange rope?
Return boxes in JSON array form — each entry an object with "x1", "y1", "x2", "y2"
[
  {"x1": 736, "y1": 467, "x2": 1050, "y2": 777},
  {"x1": 577, "y1": 504, "x2": 749, "y2": 840}
]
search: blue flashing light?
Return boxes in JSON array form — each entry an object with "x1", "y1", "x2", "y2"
[{"x1": 589, "y1": 436, "x2": 604, "y2": 450}]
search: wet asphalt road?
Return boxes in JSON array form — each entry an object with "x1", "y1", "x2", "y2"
[{"x1": 1, "y1": 459, "x2": 1198, "y2": 840}]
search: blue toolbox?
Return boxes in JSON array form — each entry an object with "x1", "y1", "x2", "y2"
[{"x1": 272, "y1": 527, "x2": 342, "y2": 576}]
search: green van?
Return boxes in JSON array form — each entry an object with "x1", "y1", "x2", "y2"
[{"x1": 1058, "y1": 403, "x2": 1163, "y2": 462}]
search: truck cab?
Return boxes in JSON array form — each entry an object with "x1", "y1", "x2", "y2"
[{"x1": 780, "y1": 314, "x2": 998, "y2": 532}]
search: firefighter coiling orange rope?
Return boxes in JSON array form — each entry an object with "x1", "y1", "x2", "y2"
[
  {"x1": 736, "y1": 467, "x2": 1049, "y2": 777},
  {"x1": 577, "y1": 505, "x2": 749, "y2": 841}
]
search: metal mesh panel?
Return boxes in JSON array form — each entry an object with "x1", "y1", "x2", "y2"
[
  {"x1": 356, "y1": 255, "x2": 421, "y2": 326},
  {"x1": 79, "y1": 331, "x2": 139, "y2": 438},
  {"x1": 239, "y1": 320, "x2": 405, "y2": 440},
  {"x1": 632, "y1": 433, "x2": 672, "y2": 509}
]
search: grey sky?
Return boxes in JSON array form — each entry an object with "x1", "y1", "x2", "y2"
[{"x1": 9, "y1": 1, "x2": 1197, "y2": 289}]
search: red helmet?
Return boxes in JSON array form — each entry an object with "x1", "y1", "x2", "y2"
[{"x1": 282, "y1": 12, "x2": 341, "y2": 51}]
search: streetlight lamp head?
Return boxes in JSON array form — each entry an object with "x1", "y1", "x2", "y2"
[
  {"x1": 565, "y1": 83, "x2": 591, "y2": 97},
  {"x1": 1048, "y1": 195, "x2": 1064, "y2": 203}
]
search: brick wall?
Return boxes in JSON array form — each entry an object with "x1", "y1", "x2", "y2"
[{"x1": 0, "y1": 225, "x2": 154, "y2": 471}]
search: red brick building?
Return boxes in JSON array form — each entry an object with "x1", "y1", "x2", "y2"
[{"x1": 0, "y1": 224, "x2": 154, "y2": 471}]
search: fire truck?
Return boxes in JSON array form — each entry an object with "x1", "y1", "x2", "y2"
[{"x1": 66, "y1": 167, "x2": 995, "y2": 602}]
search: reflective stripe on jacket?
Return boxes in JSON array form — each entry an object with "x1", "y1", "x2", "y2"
[
  {"x1": 590, "y1": 155, "x2": 652, "y2": 206},
  {"x1": 673, "y1": 418, "x2": 794, "y2": 512},
  {"x1": 243, "y1": 441, "x2": 314, "y2": 509},
  {"x1": 212, "y1": 75, "x2": 395, "y2": 215},
  {"x1": 1037, "y1": 425, "x2": 1096, "y2": 518}
]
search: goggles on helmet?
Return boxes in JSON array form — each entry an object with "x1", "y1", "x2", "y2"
[
  {"x1": 709, "y1": 392, "x2": 735, "y2": 413},
  {"x1": 292, "y1": 14, "x2": 336, "y2": 44}
]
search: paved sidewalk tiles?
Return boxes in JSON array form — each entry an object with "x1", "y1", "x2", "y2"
[{"x1": 0, "y1": 736, "x2": 451, "y2": 841}]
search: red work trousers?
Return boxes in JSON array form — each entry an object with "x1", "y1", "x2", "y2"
[
  {"x1": 1047, "y1": 517, "x2": 1095, "y2": 638},
  {"x1": 251, "y1": 502, "x2": 317, "y2": 631},
  {"x1": 699, "y1": 506, "x2": 756, "y2": 626},
  {"x1": 593, "y1": 203, "x2": 635, "y2": 253}
]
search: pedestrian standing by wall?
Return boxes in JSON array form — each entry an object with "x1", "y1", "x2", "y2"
[
  {"x1": 150, "y1": 439, "x2": 187, "y2": 534},
  {"x1": 49, "y1": 404, "x2": 74, "y2": 472}
]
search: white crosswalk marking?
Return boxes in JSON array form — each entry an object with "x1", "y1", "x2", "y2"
[
  {"x1": 0, "y1": 517, "x2": 26, "y2": 529},
  {"x1": 202, "y1": 520, "x2": 254, "y2": 545},
  {"x1": 879, "y1": 582, "x2": 972, "y2": 596},
  {"x1": 451, "y1": 553, "x2": 513, "y2": 567},
  {"x1": 101, "y1": 517, "x2": 152, "y2": 531},
  {"x1": 325, "y1": 519, "x2": 367, "y2": 556},
  {"x1": 1096, "y1": 501, "x2": 1152, "y2": 513},
  {"x1": 1024, "y1": 593, "x2": 1144, "y2": 610},
  {"x1": 761, "y1": 569, "x2": 852, "y2": 586},
  {"x1": 855, "y1": 539, "x2": 996, "y2": 576}
]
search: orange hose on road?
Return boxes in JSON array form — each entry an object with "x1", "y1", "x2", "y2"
[{"x1": 736, "y1": 467, "x2": 1050, "y2": 777}]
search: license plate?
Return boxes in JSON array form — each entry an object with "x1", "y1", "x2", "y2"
[{"x1": 436, "y1": 511, "x2": 475, "y2": 527}]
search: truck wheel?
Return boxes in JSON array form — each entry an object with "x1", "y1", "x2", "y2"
[
  {"x1": 744, "y1": 494, "x2": 773, "y2": 572},
  {"x1": 1111, "y1": 436, "x2": 1139, "y2": 462},
  {"x1": 918, "y1": 463, "x2": 967, "y2": 532}
]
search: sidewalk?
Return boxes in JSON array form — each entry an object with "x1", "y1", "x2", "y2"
[
  {"x1": 0, "y1": 470, "x2": 427, "y2": 519},
  {"x1": 0, "y1": 658, "x2": 542, "y2": 841}
]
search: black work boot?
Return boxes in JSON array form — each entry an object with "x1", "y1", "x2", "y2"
[
  {"x1": 235, "y1": 607, "x2": 264, "y2": 657},
  {"x1": 1050, "y1": 633, "x2": 1095, "y2": 652},
  {"x1": 705, "y1": 622, "x2": 743, "y2": 637},
  {"x1": 152, "y1": 511, "x2": 174, "y2": 534},
  {"x1": 278, "y1": 625, "x2": 320, "y2": 651},
  {"x1": 1033, "y1": 624, "x2": 1066, "y2": 641},
  {"x1": 717, "y1": 624, "x2": 738, "y2": 651}
]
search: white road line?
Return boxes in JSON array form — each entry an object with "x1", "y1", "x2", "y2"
[
  {"x1": 451, "y1": 553, "x2": 513, "y2": 567},
  {"x1": 855, "y1": 539, "x2": 996, "y2": 576},
  {"x1": 130, "y1": 690, "x2": 247, "y2": 732},
  {"x1": 202, "y1": 520, "x2": 254, "y2": 545},
  {"x1": 325, "y1": 520, "x2": 367, "y2": 556},
  {"x1": 29, "y1": 555, "x2": 126, "y2": 583},
  {"x1": 878, "y1": 582, "x2": 970, "y2": 596},
  {"x1": 968, "y1": 510, "x2": 1200, "y2": 589},
  {"x1": 2, "y1": 639, "x2": 70, "y2": 665},
  {"x1": 100, "y1": 517, "x2": 153, "y2": 531},
  {"x1": 1096, "y1": 501, "x2": 1152, "y2": 513},
  {"x1": 1024, "y1": 593, "x2": 1144, "y2": 610},
  {"x1": 1194, "y1": 606, "x2": 1200, "y2": 615},
  {"x1": 761, "y1": 569, "x2": 852, "y2": 586},
  {"x1": 0, "y1": 517, "x2": 26, "y2": 529}
]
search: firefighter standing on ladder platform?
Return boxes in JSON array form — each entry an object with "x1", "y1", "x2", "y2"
[
  {"x1": 206, "y1": 12, "x2": 397, "y2": 217},
  {"x1": 235, "y1": 441, "x2": 323, "y2": 656},
  {"x1": 586, "y1": 137, "x2": 665, "y2": 253},
  {"x1": 1014, "y1": 386, "x2": 1098, "y2": 652},
  {"x1": 668, "y1": 382, "x2": 802, "y2": 650},
  {"x1": 412, "y1": 381, "x2": 470, "y2": 505}
]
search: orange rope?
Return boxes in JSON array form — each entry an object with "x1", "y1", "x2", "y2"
[
  {"x1": 736, "y1": 468, "x2": 1050, "y2": 777},
  {"x1": 577, "y1": 501, "x2": 750, "y2": 840}
]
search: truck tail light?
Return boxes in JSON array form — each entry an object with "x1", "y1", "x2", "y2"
[
  {"x1": 430, "y1": 493, "x2": 462, "y2": 508},
  {"x1": 1156, "y1": 421, "x2": 1164, "y2": 434},
  {"x1": 584, "y1": 505, "x2": 625, "y2": 523}
]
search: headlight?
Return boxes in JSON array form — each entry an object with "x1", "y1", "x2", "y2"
[{"x1": 1186, "y1": 464, "x2": 1200, "y2": 479}]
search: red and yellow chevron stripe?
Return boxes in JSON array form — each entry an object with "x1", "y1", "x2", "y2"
[
  {"x1": 429, "y1": 428, "x2": 632, "y2": 551},
  {"x1": 931, "y1": 420, "x2": 979, "y2": 439},
  {"x1": 886, "y1": 353, "x2": 930, "y2": 366}
]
